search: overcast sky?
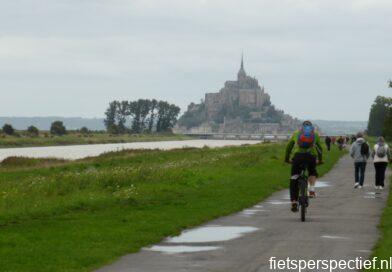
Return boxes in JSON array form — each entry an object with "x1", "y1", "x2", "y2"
[{"x1": 1, "y1": 0, "x2": 391, "y2": 121}]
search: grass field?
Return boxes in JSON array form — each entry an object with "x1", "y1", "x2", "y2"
[
  {"x1": 0, "y1": 143, "x2": 344, "y2": 271},
  {"x1": 0, "y1": 133, "x2": 192, "y2": 148}
]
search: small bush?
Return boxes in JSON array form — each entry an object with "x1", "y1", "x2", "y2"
[
  {"x1": 50, "y1": 121, "x2": 67, "y2": 136},
  {"x1": 2, "y1": 124, "x2": 15, "y2": 135},
  {"x1": 27, "y1": 125, "x2": 39, "y2": 137},
  {"x1": 80, "y1": 127, "x2": 89, "y2": 135}
]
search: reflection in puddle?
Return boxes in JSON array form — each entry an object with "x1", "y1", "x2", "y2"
[
  {"x1": 240, "y1": 209, "x2": 268, "y2": 216},
  {"x1": 268, "y1": 201, "x2": 291, "y2": 205},
  {"x1": 356, "y1": 249, "x2": 371, "y2": 253},
  {"x1": 146, "y1": 245, "x2": 220, "y2": 254},
  {"x1": 167, "y1": 226, "x2": 258, "y2": 243},
  {"x1": 321, "y1": 235, "x2": 349, "y2": 240},
  {"x1": 367, "y1": 192, "x2": 382, "y2": 195},
  {"x1": 241, "y1": 211, "x2": 257, "y2": 216},
  {"x1": 314, "y1": 181, "x2": 331, "y2": 188},
  {"x1": 243, "y1": 209, "x2": 260, "y2": 213}
]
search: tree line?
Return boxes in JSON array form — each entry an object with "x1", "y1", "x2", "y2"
[
  {"x1": 1, "y1": 121, "x2": 90, "y2": 137},
  {"x1": 367, "y1": 96, "x2": 392, "y2": 138},
  {"x1": 104, "y1": 99, "x2": 181, "y2": 134}
]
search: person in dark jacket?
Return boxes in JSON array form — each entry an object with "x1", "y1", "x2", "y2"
[{"x1": 325, "y1": 136, "x2": 332, "y2": 151}]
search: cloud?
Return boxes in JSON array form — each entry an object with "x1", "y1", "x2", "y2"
[{"x1": 0, "y1": 0, "x2": 391, "y2": 120}]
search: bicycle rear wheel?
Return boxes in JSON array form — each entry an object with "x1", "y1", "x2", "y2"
[{"x1": 299, "y1": 178, "x2": 307, "y2": 222}]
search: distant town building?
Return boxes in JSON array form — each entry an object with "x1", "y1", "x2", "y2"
[
  {"x1": 204, "y1": 55, "x2": 270, "y2": 121},
  {"x1": 176, "y1": 56, "x2": 300, "y2": 134}
]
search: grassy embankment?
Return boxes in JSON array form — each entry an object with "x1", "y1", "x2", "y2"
[
  {"x1": 0, "y1": 133, "x2": 192, "y2": 148},
  {"x1": 370, "y1": 188, "x2": 392, "y2": 271},
  {"x1": 0, "y1": 143, "x2": 343, "y2": 271},
  {"x1": 368, "y1": 137, "x2": 392, "y2": 271}
]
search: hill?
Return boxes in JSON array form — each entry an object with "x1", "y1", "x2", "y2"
[{"x1": 311, "y1": 120, "x2": 367, "y2": 135}]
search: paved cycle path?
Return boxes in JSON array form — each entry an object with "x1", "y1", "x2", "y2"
[{"x1": 97, "y1": 155, "x2": 390, "y2": 272}]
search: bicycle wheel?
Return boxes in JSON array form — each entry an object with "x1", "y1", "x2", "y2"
[{"x1": 299, "y1": 178, "x2": 307, "y2": 222}]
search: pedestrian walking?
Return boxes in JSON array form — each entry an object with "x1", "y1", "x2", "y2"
[
  {"x1": 337, "y1": 136, "x2": 344, "y2": 150},
  {"x1": 372, "y1": 137, "x2": 391, "y2": 190},
  {"x1": 331, "y1": 136, "x2": 336, "y2": 145},
  {"x1": 351, "y1": 135, "x2": 356, "y2": 144},
  {"x1": 350, "y1": 132, "x2": 370, "y2": 188},
  {"x1": 325, "y1": 136, "x2": 332, "y2": 151}
]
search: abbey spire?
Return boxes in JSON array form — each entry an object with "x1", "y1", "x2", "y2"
[{"x1": 238, "y1": 53, "x2": 246, "y2": 80}]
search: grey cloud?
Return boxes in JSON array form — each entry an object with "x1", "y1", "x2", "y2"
[{"x1": 0, "y1": 0, "x2": 391, "y2": 120}]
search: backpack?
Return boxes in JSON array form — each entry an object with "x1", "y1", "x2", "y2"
[
  {"x1": 297, "y1": 125, "x2": 315, "y2": 148},
  {"x1": 376, "y1": 145, "x2": 387, "y2": 158},
  {"x1": 360, "y1": 142, "x2": 370, "y2": 157}
]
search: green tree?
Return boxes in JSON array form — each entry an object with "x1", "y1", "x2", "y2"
[
  {"x1": 178, "y1": 102, "x2": 206, "y2": 129},
  {"x1": 383, "y1": 108, "x2": 392, "y2": 139},
  {"x1": 147, "y1": 99, "x2": 158, "y2": 132},
  {"x1": 27, "y1": 125, "x2": 39, "y2": 137},
  {"x1": 156, "y1": 101, "x2": 181, "y2": 132},
  {"x1": 129, "y1": 100, "x2": 142, "y2": 133},
  {"x1": 105, "y1": 99, "x2": 180, "y2": 134},
  {"x1": 2, "y1": 124, "x2": 15, "y2": 135},
  {"x1": 139, "y1": 99, "x2": 152, "y2": 132},
  {"x1": 104, "y1": 101, "x2": 119, "y2": 134},
  {"x1": 80, "y1": 127, "x2": 89, "y2": 135},
  {"x1": 50, "y1": 121, "x2": 67, "y2": 136},
  {"x1": 367, "y1": 96, "x2": 392, "y2": 136},
  {"x1": 116, "y1": 101, "x2": 129, "y2": 134}
]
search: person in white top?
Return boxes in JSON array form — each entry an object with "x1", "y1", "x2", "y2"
[{"x1": 372, "y1": 137, "x2": 391, "y2": 190}]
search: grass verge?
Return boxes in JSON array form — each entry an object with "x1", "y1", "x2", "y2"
[
  {"x1": 0, "y1": 143, "x2": 343, "y2": 271},
  {"x1": 368, "y1": 176, "x2": 392, "y2": 271}
]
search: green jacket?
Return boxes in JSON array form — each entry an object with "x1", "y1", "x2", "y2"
[{"x1": 285, "y1": 130, "x2": 323, "y2": 162}]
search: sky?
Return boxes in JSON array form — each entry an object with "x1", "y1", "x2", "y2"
[{"x1": 0, "y1": 0, "x2": 391, "y2": 121}]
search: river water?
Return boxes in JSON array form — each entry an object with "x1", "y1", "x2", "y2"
[{"x1": 0, "y1": 139, "x2": 261, "y2": 161}]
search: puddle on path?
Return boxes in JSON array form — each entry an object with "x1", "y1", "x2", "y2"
[
  {"x1": 167, "y1": 226, "x2": 258, "y2": 243},
  {"x1": 321, "y1": 235, "x2": 349, "y2": 240},
  {"x1": 268, "y1": 201, "x2": 291, "y2": 205},
  {"x1": 314, "y1": 181, "x2": 332, "y2": 188},
  {"x1": 240, "y1": 209, "x2": 268, "y2": 216},
  {"x1": 356, "y1": 249, "x2": 371, "y2": 253},
  {"x1": 146, "y1": 245, "x2": 221, "y2": 254},
  {"x1": 241, "y1": 211, "x2": 257, "y2": 216}
]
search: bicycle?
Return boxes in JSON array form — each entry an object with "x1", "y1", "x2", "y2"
[
  {"x1": 297, "y1": 167, "x2": 309, "y2": 222},
  {"x1": 291, "y1": 163, "x2": 309, "y2": 222}
]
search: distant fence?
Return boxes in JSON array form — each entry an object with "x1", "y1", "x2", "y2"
[
  {"x1": 183, "y1": 133, "x2": 291, "y2": 142},
  {"x1": 183, "y1": 133, "x2": 348, "y2": 141}
]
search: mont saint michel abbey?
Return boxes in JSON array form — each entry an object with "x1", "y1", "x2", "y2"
[
  {"x1": 205, "y1": 57, "x2": 270, "y2": 121},
  {"x1": 177, "y1": 56, "x2": 299, "y2": 134}
]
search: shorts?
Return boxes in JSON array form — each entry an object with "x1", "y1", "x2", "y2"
[{"x1": 291, "y1": 152, "x2": 318, "y2": 177}]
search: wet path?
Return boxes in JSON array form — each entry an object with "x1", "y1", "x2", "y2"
[{"x1": 96, "y1": 155, "x2": 390, "y2": 272}]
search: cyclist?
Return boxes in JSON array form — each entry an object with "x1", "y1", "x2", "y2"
[{"x1": 285, "y1": 121, "x2": 323, "y2": 212}]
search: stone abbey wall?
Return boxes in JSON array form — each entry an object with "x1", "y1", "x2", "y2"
[
  {"x1": 177, "y1": 57, "x2": 300, "y2": 134},
  {"x1": 204, "y1": 63, "x2": 270, "y2": 121}
]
